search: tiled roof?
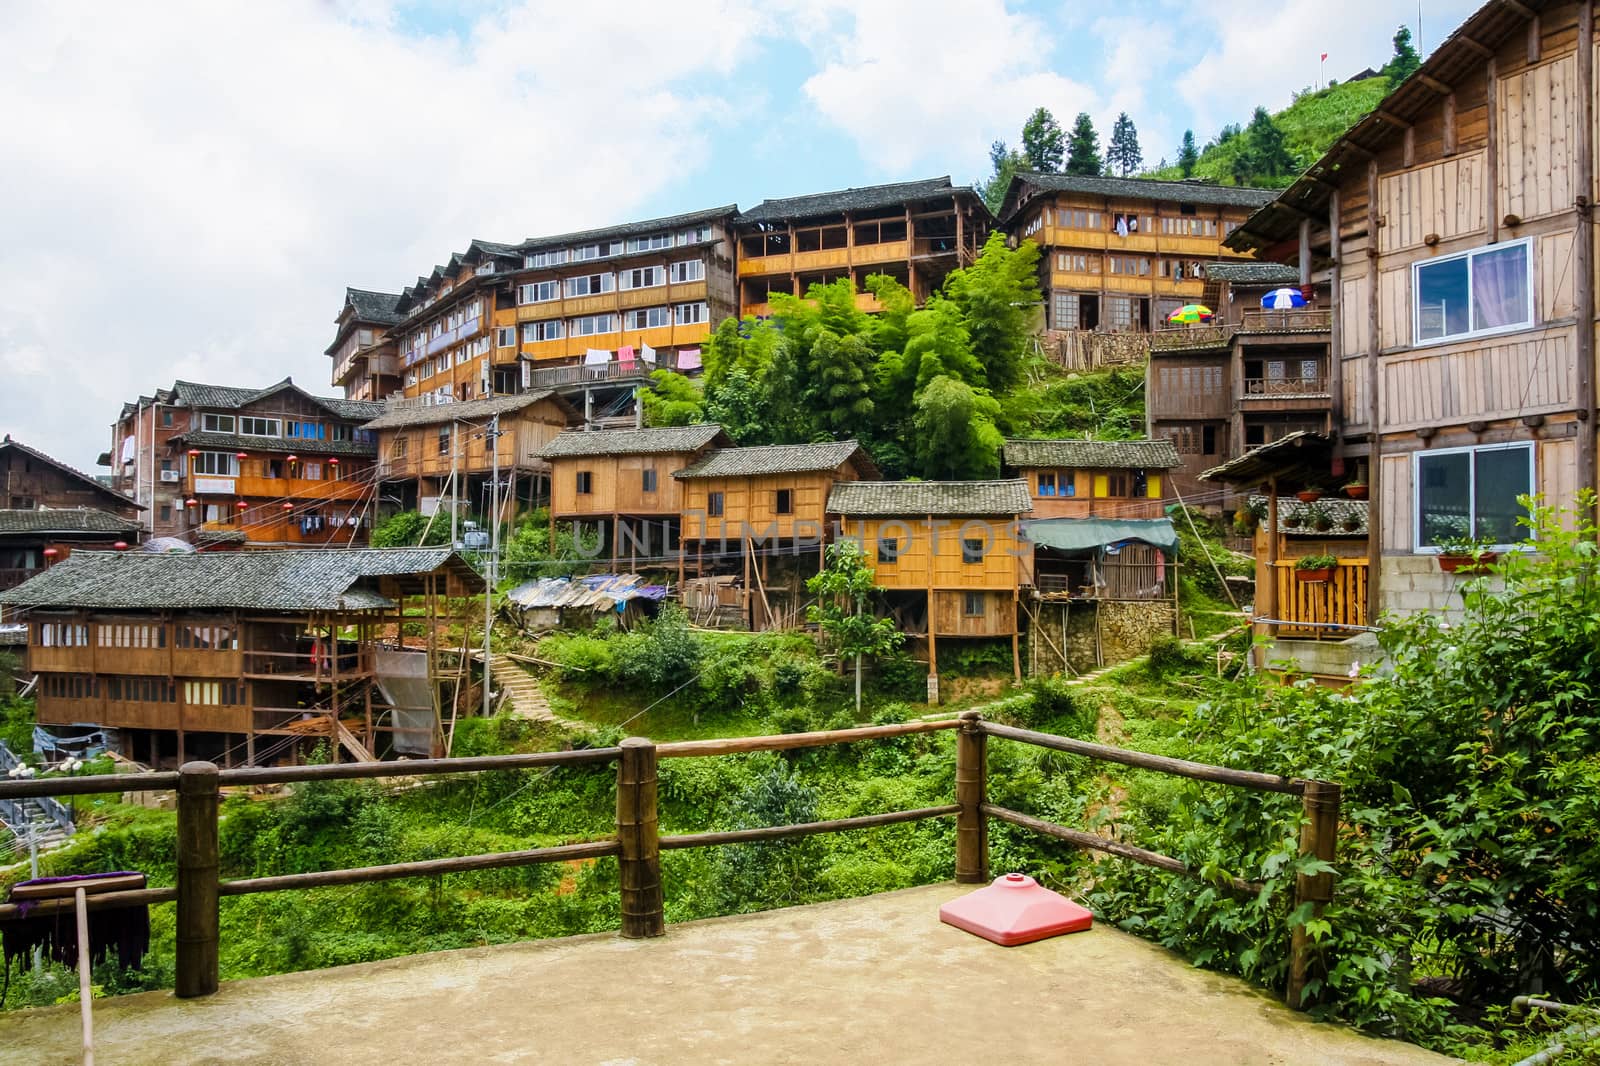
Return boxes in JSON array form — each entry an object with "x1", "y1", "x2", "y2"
[
  {"x1": 345, "y1": 288, "x2": 404, "y2": 326},
  {"x1": 0, "y1": 438, "x2": 142, "y2": 510},
  {"x1": 168, "y1": 378, "x2": 381, "y2": 423},
  {"x1": 1003, "y1": 438, "x2": 1181, "y2": 471},
  {"x1": 674, "y1": 441, "x2": 878, "y2": 480},
  {"x1": 517, "y1": 204, "x2": 738, "y2": 254},
  {"x1": 736, "y1": 177, "x2": 973, "y2": 225},
  {"x1": 168, "y1": 430, "x2": 377, "y2": 458},
  {"x1": 1253, "y1": 494, "x2": 1369, "y2": 537},
  {"x1": 0, "y1": 509, "x2": 141, "y2": 535},
  {"x1": 320, "y1": 398, "x2": 386, "y2": 421},
  {"x1": 1202, "y1": 261, "x2": 1301, "y2": 285},
  {"x1": 538, "y1": 424, "x2": 728, "y2": 460},
  {"x1": 0, "y1": 548, "x2": 483, "y2": 611},
  {"x1": 826, "y1": 480, "x2": 1033, "y2": 517},
  {"x1": 1004, "y1": 171, "x2": 1278, "y2": 222},
  {"x1": 363, "y1": 391, "x2": 568, "y2": 431}
]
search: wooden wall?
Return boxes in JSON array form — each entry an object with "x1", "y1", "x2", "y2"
[
  {"x1": 1015, "y1": 467, "x2": 1166, "y2": 519},
  {"x1": 840, "y1": 516, "x2": 1024, "y2": 591},
  {"x1": 930, "y1": 589, "x2": 1016, "y2": 638},
  {"x1": 680, "y1": 467, "x2": 856, "y2": 541},
  {"x1": 379, "y1": 401, "x2": 570, "y2": 481},
  {"x1": 549, "y1": 451, "x2": 698, "y2": 517}
]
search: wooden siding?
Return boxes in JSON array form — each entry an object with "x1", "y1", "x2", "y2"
[
  {"x1": 680, "y1": 468, "x2": 855, "y2": 541},
  {"x1": 1269, "y1": 558, "x2": 1370, "y2": 638},
  {"x1": 1497, "y1": 53, "x2": 1581, "y2": 222},
  {"x1": 378, "y1": 403, "x2": 568, "y2": 481},
  {"x1": 1015, "y1": 467, "x2": 1165, "y2": 519},
  {"x1": 841, "y1": 517, "x2": 1024, "y2": 592},
  {"x1": 1377, "y1": 151, "x2": 1488, "y2": 254},
  {"x1": 930, "y1": 589, "x2": 1016, "y2": 638},
  {"x1": 1378, "y1": 328, "x2": 1575, "y2": 430},
  {"x1": 549, "y1": 453, "x2": 696, "y2": 518}
]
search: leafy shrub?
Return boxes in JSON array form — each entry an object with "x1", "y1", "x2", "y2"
[
  {"x1": 369, "y1": 510, "x2": 451, "y2": 548},
  {"x1": 944, "y1": 639, "x2": 1011, "y2": 676},
  {"x1": 1012, "y1": 676, "x2": 1097, "y2": 738},
  {"x1": 539, "y1": 631, "x2": 616, "y2": 682},
  {"x1": 870, "y1": 650, "x2": 927, "y2": 701}
]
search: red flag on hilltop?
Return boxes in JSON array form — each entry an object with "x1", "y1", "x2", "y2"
[{"x1": 1321, "y1": 52, "x2": 1328, "y2": 61}]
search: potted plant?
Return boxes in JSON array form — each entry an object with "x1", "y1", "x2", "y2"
[
  {"x1": 1343, "y1": 479, "x2": 1368, "y2": 500},
  {"x1": 1436, "y1": 535, "x2": 1499, "y2": 573},
  {"x1": 1307, "y1": 502, "x2": 1333, "y2": 533},
  {"x1": 1233, "y1": 508, "x2": 1257, "y2": 536},
  {"x1": 1295, "y1": 553, "x2": 1338, "y2": 582},
  {"x1": 1283, "y1": 506, "x2": 1306, "y2": 529},
  {"x1": 1295, "y1": 487, "x2": 1324, "y2": 504},
  {"x1": 1340, "y1": 512, "x2": 1362, "y2": 533}
]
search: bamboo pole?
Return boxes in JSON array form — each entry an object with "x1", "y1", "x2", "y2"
[
  {"x1": 657, "y1": 718, "x2": 959, "y2": 758},
  {"x1": 955, "y1": 710, "x2": 989, "y2": 883},
  {"x1": 1287, "y1": 779, "x2": 1341, "y2": 1009},
  {"x1": 75, "y1": 887, "x2": 94, "y2": 1065},
  {"x1": 616, "y1": 737, "x2": 664, "y2": 938},
  {"x1": 175, "y1": 760, "x2": 220, "y2": 998}
]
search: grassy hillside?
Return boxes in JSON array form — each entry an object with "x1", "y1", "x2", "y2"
[{"x1": 1148, "y1": 76, "x2": 1391, "y2": 188}]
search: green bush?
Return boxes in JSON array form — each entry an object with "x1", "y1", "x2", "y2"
[
  {"x1": 1012, "y1": 676, "x2": 1097, "y2": 738},
  {"x1": 1145, "y1": 635, "x2": 1205, "y2": 677},
  {"x1": 870, "y1": 650, "x2": 927, "y2": 701},
  {"x1": 369, "y1": 510, "x2": 451, "y2": 548}
]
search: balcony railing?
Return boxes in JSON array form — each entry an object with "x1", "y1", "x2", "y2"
[
  {"x1": 1241, "y1": 376, "x2": 1329, "y2": 398},
  {"x1": 1149, "y1": 324, "x2": 1233, "y2": 351},
  {"x1": 1240, "y1": 308, "x2": 1332, "y2": 334}
]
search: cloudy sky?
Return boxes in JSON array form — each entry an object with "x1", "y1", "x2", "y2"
[{"x1": 0, "y1": 0, "x2": 1477, "y2": 473}]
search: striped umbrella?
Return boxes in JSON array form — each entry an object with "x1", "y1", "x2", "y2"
[
  {"x1": 1261, "y1": 287, "x2": 1308, "y2": 309},
  {"x1": 1166, "y1": 304, "x2": 1213, "y2": 324}
]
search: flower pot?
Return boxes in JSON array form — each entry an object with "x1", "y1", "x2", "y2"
[
  {"x1": 1295, "y1": 568, "x2": 1333, "y2": 582},
  {"x1": 1438, "y1": 552, "x2": 1498, "y2": 573},
  {"x1": 1343, "y1": 484, "x2": 1368, "y2": 500},
  {"x1": 1295, "y1": 490, "x2": 1323, "y2": 504},
  {"x1": 1312, "y1": 521, "x2": 1333, "y2": 533}
]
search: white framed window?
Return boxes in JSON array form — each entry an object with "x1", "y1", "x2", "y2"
[
  {"x1": 626, "y1": 307, "x2": 671, "y2": 330},
  {"x1": 192, "y1": 451, "x2": 237, "y2": 476},
  {"x1": 620, "y1": 265, "x2": 665, "y2": 290},
  {"x1": 564, "y1": 272, "x2": 615, "y2": 298},
  {"x1": 571, "y1": 314, "x2": 617, "y2": 337},
  {"x1": 573, "y1": 240, "x2": 623, "y2": 261},
  {"x1": 518, "y1": 280, "x2": 560, "y2": 304},
  {"x1": 496, "y1": 326, "x2": 516, "y2": 348},
  {"x1": 1413, "y1": 238, "x2": 1533, "y2": 345},
  {"x1": 201, "y1": 413, "x2": 235, "y2": 433},
  {"x1": 1412, "y1": 442, "x2": 1534, "y2": 550},
  {"x1": 669, "y1": 259, "x2": 704, "y2": 284},
  {"x1": 523, "y1": 319, "x2": 564, "y2": 342},
  {"x1": 625, "y1": 233, "x2": 672, "y2": 253},
  {"x1": 675, "y1": 301, "x2": 709, "y2": 326},
  {"x1": 677, "y1": 225, "x2": 713, "y2": 246},
  {"x1": 239, "y1": 416, "x2": 280, "y2": 436},
  {"x1": 524, "y1": 249, "x2": 567, "y2": 268}
]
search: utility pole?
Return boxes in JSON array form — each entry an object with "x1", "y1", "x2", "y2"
[
  {"x1": 449, "y1": 423, "x2": 459, "y2": 549},
  {"x1": 483, "y1": 414, "x2": 500, "y2": 719}
]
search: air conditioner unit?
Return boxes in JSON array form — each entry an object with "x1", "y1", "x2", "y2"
[{"x1": 159, "y1": 470, "x2": 181, "y2": 483}]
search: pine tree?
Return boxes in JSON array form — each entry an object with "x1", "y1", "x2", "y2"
[
  {"x1": 1177, "y1": 130, "x2": 1199, "y2": 178},
  {"x1": 981, "y1": 139, "x2": 1026, "y2": 214},
  {"x1": 1385, "y1": 25, "x2": 1421, "y2": 87},
  {"x1": 1064, "y1": 113, "x2": 1102, "y2": 177},
  {"x1": 1020, "y1": 108, "x2": 1065, "y2": 172},
  {"x1": 1106, "y1": 113, "x2": 1142, "y2": 177},
  {"x1": 1242, "y1": 105, "x2": 1293, "y2": 181}
]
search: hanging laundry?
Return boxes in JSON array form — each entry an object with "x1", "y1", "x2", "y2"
[
  {"x1": 616, "y1": 345, "x2": 637, "y2": 370},
  {"x1": 1115, "y1": 215, "x2": 1129, "y2": 239},
  {"x1": 584, "y1": 348, "x2": 610, "y2": 366},
  {"x1": 640, "y1": 342, "x2": 657, "y2": 365},
  {"x1": 677, "y1": 347, "x2": 702, "y2": 371}
]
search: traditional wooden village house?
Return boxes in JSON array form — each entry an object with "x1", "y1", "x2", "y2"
[
  {"x1": 541, "y1": 424, "x2": 730, "y2": 569},
  {"x1": 1002, "y1": 438, "x2": 1179, "y2": 519},
  {"x1": 997, "y1": 172, "x2": 1276, "y2": 367},
  {"x1": 1146, "y1": 262, "x2": 1336, "y2": 507},
  {"x1": 107, "y1": 380, "x2": 383, "y2": 546},
  {"x1": 0, "y1": 437, "x2": 142, "y2": 590},
  {"x1": 363, "y1": 390, "x2": 578, "y2": 520},
  {"x1": 1224, "y1": 0, "x2": 1599, "y2": 621},
  {"x1": 0, "y1": 547, "x2": 484, "y2": 767},
  {"x1": 733, "y1": 177, "x2": 991, "y2": 316},
  {"x1": 825, "y1": 480, "x2": 1032, "y2": 699},
  {"x1": 674, "y1": 440, "x2": 879, "y2": 628},
  {"x1": 327, "y1": 288, "x2": 404, "y2": 403}
]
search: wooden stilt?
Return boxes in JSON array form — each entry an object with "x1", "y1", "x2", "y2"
[
  {"x1": 615, "y1": 737, "x2": 664, "y2": 938},
  {"x1": 1287, "y1": 780, "x2": 1341, "y2": 1009},
  {"x1": 954, "y1": 711, "x2": 989, "y2": 883}
]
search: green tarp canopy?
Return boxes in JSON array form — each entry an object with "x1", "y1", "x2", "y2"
[{"x1": 1022, "y1": 517, "x2": 1178, "y2": 556}]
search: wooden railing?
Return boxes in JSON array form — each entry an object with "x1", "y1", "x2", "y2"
[
  {"x1": 1149, "y1": 324, "x2": 1233, "y2": 351},
  {"x1": 0, "y1": 713, "x2": 1340, "y2": 1010},
  {"x1": 1239, "y1": 308, "x2": 1332, "y2": 333},
  {"x1": 1271, "y1": 559, "x2": 1369, "y2": 638},
  {"x1": 1242, "y1": 376, "x2": 1329, "y2": 397}
]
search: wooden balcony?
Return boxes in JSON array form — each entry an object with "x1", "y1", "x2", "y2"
[
  {"x1": 1239, "y1": 377, "x2": 1332, "y2": 413},
  {"x1": 1269, "y1": 558, "x2": 1369, "y2": 639},
  {"x1": 1149, "y1": 324, "x2": 1233, "y2": 352},
  {"x1": 233, "y1": 476, "x2": 368, "y2": 501},
  {"x1": 1239, "y1": 309, "x2": 1332, "y2": 335},
  {"x1": 737, "y1": 241, "x2": 909, "y2": 278}
]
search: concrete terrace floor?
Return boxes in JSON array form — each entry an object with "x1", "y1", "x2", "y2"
[{"x1": 3, "y1": 884, "x2": 1456, "y2": 1066}]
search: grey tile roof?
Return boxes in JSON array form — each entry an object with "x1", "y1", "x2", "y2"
[
  {"x1": 518, "y1": 204, "x2": 738, "y2": 254},
  {"x1": 1202, "y1": 261, "x2": 1301, "y2": 285},
  {"x1": 0, "y1": 548, "x2": 483, "y2": 611},
  {"x1": 826, "y1": 480, "x2": 1033, "y2": 517},
  {"x1": 169, "y1": 430, "x2": 377, "y2": 458},
  {"x1": 363, "y1": 390, "x2": 568, "y2": 431},
  {"x1": 736, "y1": 177, "x2": 974, "y2": 225},
  {"x1": 1003, "y1": 438, "x2": 1181, "y2": 471},
  {"x1": 345, "y1": 288, "x2": 404, "y2": 326},
  {"x1": 538, "y1": 424, "x2": 728, "y2": 460},
  {"x1": 168, "y1": 378, "x2": 381, "y2": 423},
  {"x1": 0, "y1": 509, "x2": 141, "y2": 535},
  {"x1": 1005, "y1": 171, "x2": 1278, "y2": 221},
  {"x1": 0, "y1": 438, "x2": 142, "y2": 510},
  {"x1": 674, "y1": 441, "x2": 878, "y2": 480},
  {"x1": 1253, "y1": 494, "x2": 1369, "y2": 537}
]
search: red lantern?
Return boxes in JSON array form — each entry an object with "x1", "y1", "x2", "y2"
[
  {"x1": 43, "y1": 547, "x2": 59, "y2": 559},
  {"x1": 328, "y1": 458, "x2": 339, "y2": 466},
  {"x1": 235, "y1": 500, "x2": 248, "y2": 510},
  {"x1": 113, "y1": 541, "x2": 129, "y2": 551},
  {"x1": 236, "y1": 451, "x2": 248, "y2": 460},
  {"x1": 187, "y1": 448, "x2": 201, "y2": 457},
  {"x1": 287, "y1": 454, "x2": 298, "y2": 462},
  {"x1": 185, "y1": 498, "x2": 198, "y2": 507},
  {"x1": 282, "y1": 502, "x2": 294, "y2": 511}
]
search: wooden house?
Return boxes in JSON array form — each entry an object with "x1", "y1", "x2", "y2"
[
  {"x1": 540, "y1": 424, "x2": 730, "y2": 568},
  {"x1": 733, "y1": 177, "x2": 991, "y2": 315},
  {"x1": 998, "y1": 172, "x2": 1276, "y2": 343},
  {"x1": 328, "y1": 288, "x2": 404, "y2": 403},
  {"x1": 1225, "y1": 0, "x2": 1599, "y2": 620},
  {"x1": 0, "y1": 437, "x2": 142, "y2": 590},
  {"x1": 1002, "y1": 438, "x2": 1179, "y2": 519},
  {"x1": 826, "y1": 479, "x2": 1032, "y2": 697},
  {"x1": 0, "y1": 547, "x2": 484, "y2": 767},
  {"x1": 363, "y1": 390, "x2": 578, "y2": 521},
  {"x1": 675, "y1": 440, "x2": 879, "y2": 628}
]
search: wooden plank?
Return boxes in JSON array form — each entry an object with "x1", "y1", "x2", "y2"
[
  {"x1": 220, "y1": 840, "x2": 622, "y2": 895},
  {"x1": 661, "y1": 805, "x2": 960, "y2": 850},
  {"x1": 657, "y1": 718, "x2": 959, "y2": 758},
  {"x1": 8, "y1": 873, "x2": 148, "y2": 900}
]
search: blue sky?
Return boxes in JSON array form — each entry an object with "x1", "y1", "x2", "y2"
[{"x1": 0, "y1": 0, "x2": 1480, "y2": 471}]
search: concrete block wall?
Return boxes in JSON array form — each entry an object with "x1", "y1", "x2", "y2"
[{"x1": 1378, "y1": 555, "x2": 1503, "y2": 621}]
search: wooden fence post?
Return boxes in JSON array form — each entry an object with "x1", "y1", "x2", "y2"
[
  {"x1": 616, "y1": 737, "x2": 664, "y2": 938},
  {"x1": 955, "y1": 711, "x2": 989, "y2": 884},
  {"x1": 1286, "y1": 779, "x2": 1341, "y2": 1009},
  {"x1": 175, "y1": 760, "x2": 221, "y2": 998}
]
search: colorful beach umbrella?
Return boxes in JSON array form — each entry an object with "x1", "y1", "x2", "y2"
[
  {"x1": 1167, "y1": 304, "x2": 1213, "y2": 323},
  {"x1": 1261, "y1": 287, "x2": 1308, "y2": 309}
]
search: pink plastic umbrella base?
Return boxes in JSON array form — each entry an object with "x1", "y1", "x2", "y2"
[{"x1": 939, "y1": 872, "x2": 1094, "y2": 946}]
